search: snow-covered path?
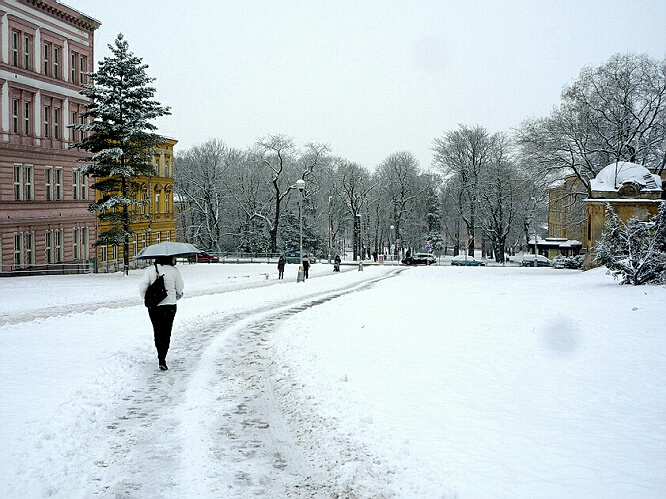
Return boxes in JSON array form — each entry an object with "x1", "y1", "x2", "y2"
[{"x1": 2, "y1": 264, "x2": 403, "y2": 498}]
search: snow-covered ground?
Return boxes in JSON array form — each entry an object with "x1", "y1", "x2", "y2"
[{"x1": 1, "y1": 262, "x2": 664, "y2": 498}]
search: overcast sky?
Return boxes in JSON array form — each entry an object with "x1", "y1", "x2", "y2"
[{"x1": 63, "y1": 0, "x2": 666, "y2": 171}]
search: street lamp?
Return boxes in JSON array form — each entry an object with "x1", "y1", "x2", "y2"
[
  {"x1": 328, "y1": 195, "x2": 332, "y2": 264},
  {"x1": 530, "y1": 197, "x2": 538, "y2": 267},
  {"x1": 296, "y1": 179, "x2": 306, "y2": 282},
  {"x1": 390, "y1": 225, "x2": 394, "y2": 262}
]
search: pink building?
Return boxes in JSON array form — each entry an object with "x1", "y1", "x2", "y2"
[{"x1": 0, "y1": 0, "x2": 100, "y2": 275}]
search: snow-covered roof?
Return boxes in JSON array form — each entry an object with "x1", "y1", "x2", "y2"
[{"x1": 590, "y1": 162, "x2": 662, "y2": 192}]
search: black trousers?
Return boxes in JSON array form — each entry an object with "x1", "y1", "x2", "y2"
[{"x1": 148, "y1": 305, "x2": 177, "y2": 361}]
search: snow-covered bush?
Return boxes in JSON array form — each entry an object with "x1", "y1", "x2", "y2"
[
  {"x1": 552, "y1": 255, "x2": 585, "y2": 269},
  {"x1": 595, "y1": 202, "x2": 666, "y2": 285}
]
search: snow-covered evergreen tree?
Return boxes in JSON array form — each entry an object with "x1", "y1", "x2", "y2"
[
  {"x1": 72, "y1": 33, "x2": 170, "y2": 273},
  {"x1": 595, "y1": 202, "x2": 666, "y2": 285}
]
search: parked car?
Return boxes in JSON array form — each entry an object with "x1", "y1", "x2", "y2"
[
  {"x1": 284, "y1": 251, "x2": 316, "y2": 264},
  {"x1": 187, "y1": 251, "x2": 219, "y2": 263},
  {"x1": 402, "y1": 253, "x2": 437, "y2": 265},
  {"x1": 520, "y1": 254, "x2": 552, "y2": 267},
  {"x1": 451, "y1": 255, "x2": 486, "y2": 266}
]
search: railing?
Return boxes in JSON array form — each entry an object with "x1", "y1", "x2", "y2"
[{"x1": 0, "y1": 262, "x2": 93, "y2": 277}]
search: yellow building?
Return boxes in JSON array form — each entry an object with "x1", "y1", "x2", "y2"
[
  {"x1": 584, "y1": 162, "x2": 663, "y2": 268},
  {"x1": 96, "y1": 137, "x2": 178, "y2": 271}
]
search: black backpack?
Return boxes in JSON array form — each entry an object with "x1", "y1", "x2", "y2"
[{"x1": 144, "y1": 262, "x2": 168, "y2": 307}]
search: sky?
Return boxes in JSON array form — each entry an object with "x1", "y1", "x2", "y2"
[{"x1": 62, "y1": 0, "x2": 666, "y2": 171}]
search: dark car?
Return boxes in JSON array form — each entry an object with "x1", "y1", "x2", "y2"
[
  {"x1": 284, "y1": 251, "x2": 316, "y2": 264},
  {"x1": 520, "y1": 255, "x2": 552, "y2": 267},
  {"x1": 451, "y1": 255, "x2": 486, "y2": 266},
  {"x1": 187, "y1": 251, "x2": 219, "y2": 263},
  {"x1": 402, "y1": 253, "x2": 437, "y2": 265}
]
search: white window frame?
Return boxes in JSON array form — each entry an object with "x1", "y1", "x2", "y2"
[
  {"x1": 55, "y1": 167, "x2": 63, "y2": 200},
  {"x1": 25, "y1": 232, "x2": 35, "y2": 265},
  {"x1": 72, "y1": 170, "x2": 79, "y2": 200},
  {"x1": 82, "y1": 228, "x2": 89, "y2": 260},
  {"x1": 25, "y1": 164, "x2": 34, "y2": 200},
  {"x1": 53, "y1": 46, "x2": 60, "y2": 79},
  {"x1": 12, "y1": 99, "x2": 19, "y2": 133},
  {"x1": 44, "y1": 105, "x2": 50, "y2": 138},
  {"x1": 54, "y1": 229, "x2": 63, "y2": 263},
  {"x1": 45, "y1": 166, "x2": 53, "y2": 201},
  {"x1": 73, "y1": 228, "x2": 80, "y2": 260},
  {"x1": 24, "y1": 101, "x2": 30, "y2": 135},
  {"x1": 11, "y1": 31, "x2": 19, "y2": 66},
  {"x1": 54, "y1": 108, "x2": 60, "y2": 139},
  {"x1": 14, "y1": 164, "x2": 23, "y2": 200},
  {"x1": 14, "y1": 233, "x2": 23, "y2": 267},
  {"x1": 45, "y1": 230, "x2": 53, "y2": 264}
]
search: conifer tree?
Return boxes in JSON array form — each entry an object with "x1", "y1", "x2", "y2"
[
  {"x1": 72, "y1": 34, "x2": 171, "y2": 274},
  {"x1": 595, "y1": 202, "x2": 666, "y2": 285}
]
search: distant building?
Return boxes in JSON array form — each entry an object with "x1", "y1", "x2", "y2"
[
  {"x1": 96, "y1": 137, "x2": 178, "y2": 272},
  {"x1": 548, "y1": 175, "x2": 587, "y2": 244},
  {"x1": 584, "y1": 162, "x2": 663, "y2": 268},
  {"x1": 0, "y1": 0, "x2": 100, "y2": 275}
]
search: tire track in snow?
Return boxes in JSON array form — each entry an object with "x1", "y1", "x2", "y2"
[
  {"x1": 98, "y1": 268, "x2": 404, "y2": 497},
  {"x1": 174, "y1": 268, "x2": 405, "y2": 497}
]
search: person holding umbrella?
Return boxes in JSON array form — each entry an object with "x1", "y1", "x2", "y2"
[{"x1": 138, "y1": 243, "x2": 192, "y2": 371}]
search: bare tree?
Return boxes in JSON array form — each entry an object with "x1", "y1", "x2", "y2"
[
  {"x1": 256, "y1": 135, "x2": 330, "y2": 253},
  {"x1": 517, "y1": 53, "x2": 666, "y2": 194},
  {"x1": 433, "y1": 125, "x2": 496, "y2": 256}
]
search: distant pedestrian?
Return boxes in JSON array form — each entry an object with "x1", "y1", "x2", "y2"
[
  {"x1": 277, "y1": 254, "x2": 286, "y2": 279},
  {"x1": 139, "y1": 256, "x2": 184, "y2": 371},
  {"x1": 302, "y1": 254, "x2": 311, "y2": 279},
  {"x1": 372, "y1": 250, "x2": 378, "y2": 262}
]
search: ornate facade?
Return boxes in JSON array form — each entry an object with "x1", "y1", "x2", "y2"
[{"x1": 0, "y1": 0, "x2": 100, "y2": 275}]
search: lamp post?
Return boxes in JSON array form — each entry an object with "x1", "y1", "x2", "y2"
[
  {"x1": 390, "y1": 225, "x2": 394, "y2": 262},
  {"x1": 296, "y1": 179, "x2": 305, "y2": 282},
  {"x1": 328, "y1": 195, "x2": 332, "y2": 264},
  {"x1": 530, "y1": 197, "x2": 538, "y2": 267}
]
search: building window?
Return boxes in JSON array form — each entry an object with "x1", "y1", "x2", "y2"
[
  {"x1": 73, "y1": 228, "x2": 80, "y2": 260},
  {"x1": 132, "y1": 237, "x2": 137, "y2": 257},
  {"x1": 54, "y1": 108, "x2": 60, "y2": 139},
  {"x1": 70, "y1": 111, "x2": 78, "y2": 142},
  {"x1": 12, "y1": 99, "x2": 19, "y2": 133},
  {"x1": 14, "y1": 164, "x2": 23, "y2": 200},
  {"x1": 45, "y1": 231, "x2": 53, "y2": 264},
  {"x1": 112, "y1": 245, "x2": 118, "y2": 261},
  {"x1": 45, "y1": 166, "x2": 53, "y2": 201},
  {"x1": 14, "y1": 233, "x2": 23, "y2": 267},
  {"x1": 156, "y1": 232, "x2": 161, "y2": 245},
  {"x1": 82, "y1": 228, "x2": 89, "y2": 260},
  {"x1": 101, "y1": 245, "x2": 108, "y2": 263},
  {"x1": 72, "y1": 170, "x2": 79, "y2": 200},
  {"x1": 24, "y1": 101, "x2": 30, "y2": 135},
  {"x1": 25, "y1": 232, "x2": 35, "y2": 265},
  {"x1": 11, "y1": 31, "x2": 19, "y2": 66},
  {"x1": 55, "y1": 167, "x2": 63, "y2": 200},
  {"x1": 24, "y1": 35, "x2": 31, "y2": 70},
  {"x1": 79, "y1": 55, "x2": 87, "y2": 84},
  {"x1": 43, "y1": 42, "x2": 50, "y2": 76},
  {"x1": 155, "y1": 192, "x2": 160, "y2": 213},
  {"x1": 81, "y1": 175, "x2": 88, "y2": 200},
  {"x1": 71, "y1": 51, "x2": 77, "y2": 84},
  {"x1": 25, "y1": 165, "x2": 34, "y2": 200},
  {"x1": 55, "y1": 230, "x2": 63, "y2": 263},
  {"x1": 44, "y1": 105, "x2": 50, "y2": 138},
  {"x1": 54, "y1": 46, "x2": 60, "y2": 79}
]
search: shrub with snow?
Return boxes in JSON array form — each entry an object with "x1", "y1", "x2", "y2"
[{"x1": 595, "y1": 202, "x2": 666, "y2": 285}]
